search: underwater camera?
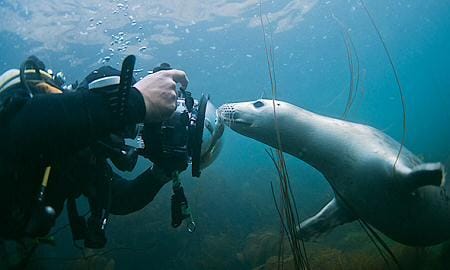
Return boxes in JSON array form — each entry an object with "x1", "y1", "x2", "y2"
[
  {"x1": 86, "y1": 57, "x2": 213, "y2": 235},
  {"x1": 141, "y1": 63, "x2": 208, "y2": 177},
  {"x1": 87, "y1": 57, "x2": 208, "y2": 177}
]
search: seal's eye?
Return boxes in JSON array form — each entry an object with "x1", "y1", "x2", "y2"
[{"x1": 253, "y1": 101, "x2": 264, "y2": 108}]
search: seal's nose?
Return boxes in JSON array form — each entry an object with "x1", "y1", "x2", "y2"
[{"x1": 218, "y1": 104, "x2": 235, "y2": 121}]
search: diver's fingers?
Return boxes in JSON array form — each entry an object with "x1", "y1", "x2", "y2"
[{"x1": 163, "y1": 69, "x2": 189, "y2": 90}]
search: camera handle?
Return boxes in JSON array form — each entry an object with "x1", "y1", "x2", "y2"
[{"x1": 171, "y1": 173, "x2": 196, "y2": 233}]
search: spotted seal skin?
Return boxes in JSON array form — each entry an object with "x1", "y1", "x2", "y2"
[{"x1": 218, "y1": 99, "x2": 448, "y2": 246}]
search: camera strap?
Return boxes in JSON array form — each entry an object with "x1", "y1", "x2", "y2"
[{"x1": 171, "y1": 173, "x2": 195, "y2": 233}]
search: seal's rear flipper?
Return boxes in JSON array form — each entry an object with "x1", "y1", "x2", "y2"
[
  {"x1": 405, "y1": 163, "x2": 445, "y2": 192},
  {"x1": 297, "y1": 197, "x2": 356, "y2": 241}
]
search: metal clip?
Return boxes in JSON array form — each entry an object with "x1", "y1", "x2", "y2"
[{"x1": 187, "y1": 218, "x2": 196, "y2": 233}]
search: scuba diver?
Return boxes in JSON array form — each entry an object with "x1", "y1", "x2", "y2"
[{"x1": 0, "y1": 55, "x2": 224, "y2": 266}]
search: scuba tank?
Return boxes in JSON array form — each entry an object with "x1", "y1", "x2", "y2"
[{"x1": 0, "y1": 56, "x2": 62, "y2": 238}]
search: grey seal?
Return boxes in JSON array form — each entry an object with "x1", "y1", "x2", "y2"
[{"x1": 218, "y1": 99, "x2": 448, "y2": 246}]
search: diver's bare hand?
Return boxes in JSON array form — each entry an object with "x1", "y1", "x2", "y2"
[{"x1": 134, "y1": 69, "x2": 189, "y2": 122}]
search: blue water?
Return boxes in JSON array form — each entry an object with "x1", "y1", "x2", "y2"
[{"x1": 1, "y1": 0, "x2": 449, "y2": 269}]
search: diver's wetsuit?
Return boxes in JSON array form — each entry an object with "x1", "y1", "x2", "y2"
[
  {"x1": 44, "y1": 147, "x2": 169, "y2": 217},
  {"x1": 0, "y1": 86, "x2": 169, "y2": 239},
  {"x1": 1, "y1": 87, "x2": 144, "y2": 162}
]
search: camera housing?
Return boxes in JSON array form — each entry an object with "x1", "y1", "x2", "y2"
[
  {"x1": 87, "y1": 60, "x2": 208, "y2": 177},
  {"x1": 142, "y1": 93, "x2": 208, "y2": 177}
]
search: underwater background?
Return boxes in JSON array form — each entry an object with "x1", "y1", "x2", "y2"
[{"x1": 1, "y1": 0, "x2": 450, "y2": 269}]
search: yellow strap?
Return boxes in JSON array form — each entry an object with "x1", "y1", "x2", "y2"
[{"x1": 42, "y1": 166, "x2": 51, "y2": 187}]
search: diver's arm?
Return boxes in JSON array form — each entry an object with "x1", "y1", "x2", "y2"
[
  {"x1": 109, "y1": 165, "x2": 173, "y2": 215},
  {"x1": 1, "y1": 68, "x2": 188, "y2": 163},
  {"x1": 1, "y1": 88, "x2": 145, "y2": 162}
]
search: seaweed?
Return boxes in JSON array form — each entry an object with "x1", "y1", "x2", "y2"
[
  {"x1": 258, "y1": 1, "x2": 311, "y2": 268},
  {"x1": 331, "y1": 13, "x2": 361, "y2": 119},
  {"x1": 359, "y1": 0, "x2": 407, "y2": 173}
]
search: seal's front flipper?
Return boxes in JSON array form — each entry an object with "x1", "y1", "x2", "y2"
[
  {"x1": 404, "y1": 163, "x2": 445, "y2": 192},
  {"x1": 297, "y1": 197, "x2": 356, "y2": 241}
]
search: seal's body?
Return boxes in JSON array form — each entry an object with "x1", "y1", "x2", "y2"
[{"x1": 219, "y1": 99, "x2": 448, "y2": 246}]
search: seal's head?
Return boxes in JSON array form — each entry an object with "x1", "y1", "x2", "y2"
[{"x1": 218, "y1": 99, "x2": 290, "y2": 146}]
